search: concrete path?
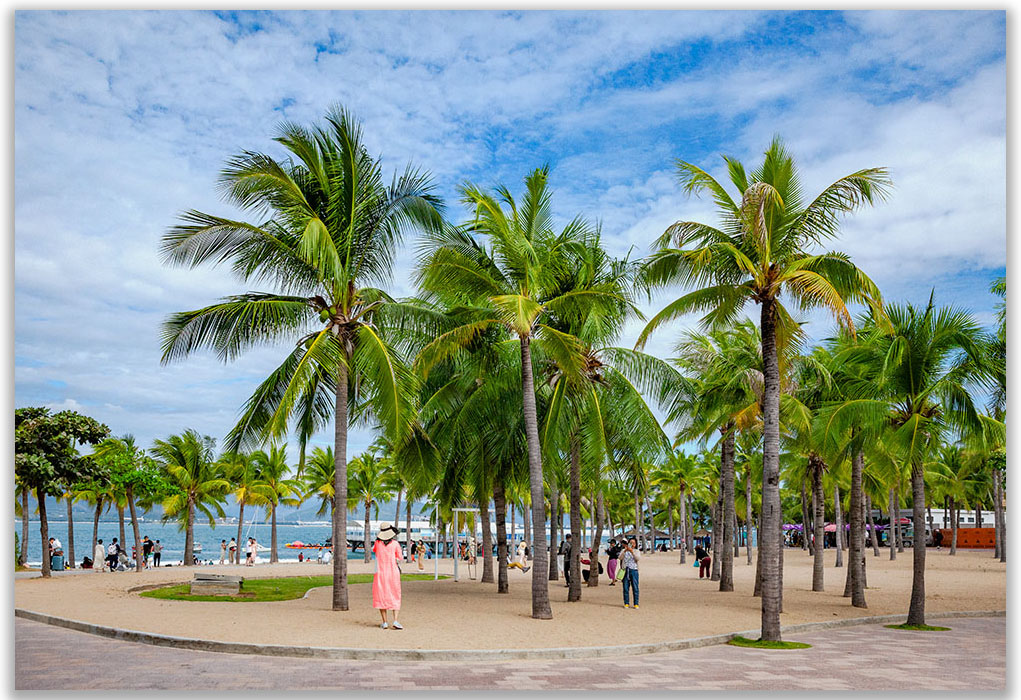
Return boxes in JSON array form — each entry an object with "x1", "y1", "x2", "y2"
[{"x1": 14, "y1": 615, "x2": 1004, "y2": 690}]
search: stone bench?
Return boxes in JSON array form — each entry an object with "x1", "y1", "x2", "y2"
[{"x1": 190, "y1": 573, "x2": 244, "y2": 596}]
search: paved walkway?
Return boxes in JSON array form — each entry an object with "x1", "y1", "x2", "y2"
[{"x1": 15, "y1": 615, "x2": 1004, "y2": 690}]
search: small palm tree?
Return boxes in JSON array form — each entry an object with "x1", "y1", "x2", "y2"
[
  {"x1": 347, "y1": 450, "x2": 393, "y2": 562},
  {"x1": 219, "y1": 450, "x2": 261, "y2": 560},
  {"x1": 251, "y1": 444, "x2": 302, "y2": 563},
  {"x1": 152, "y1": 430, "x2": 229, "y2": 565}
]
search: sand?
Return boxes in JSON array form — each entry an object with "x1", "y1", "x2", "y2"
[{"x1": 14, "y1": 548, "x2": 1005, "y2": 650}]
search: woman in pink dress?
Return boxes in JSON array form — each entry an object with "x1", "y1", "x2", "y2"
[{"x1": 372, "y1": 523, "x2": 403, "y2": 629}]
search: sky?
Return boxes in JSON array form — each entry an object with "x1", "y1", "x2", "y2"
[{"x1": 13, "y1": 10, "x2": 1007, "y2": 464}]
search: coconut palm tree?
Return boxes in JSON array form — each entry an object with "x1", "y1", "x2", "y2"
[
  {"x1": 219, "y1": 450, "x2": 261, "y2": 562},
  {"x1": 151, "y1": 430, "x2": 229, "y2": 565},
  {"x1": 250, "y1": 444, "x2": 302, "y2": 563},
  {"x1": 302, "y1": 446, "x2": 337, "y2": 517},
  {"x1": 348, "y1": 450, "x2": 393, "y2": 562},
  {"x1": 637, "y1": 138, "x2": 890, "y2": 640},
  {"x1": 159, "y1": 107, "x2": 442, "y2": 609},
  {"x1": 415, "y1": 166, "x2": 628, "y2": 619}
]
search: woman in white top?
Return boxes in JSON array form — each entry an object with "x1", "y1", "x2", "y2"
[
  {"x1": 620, "y1": 537, "x2": 641, "y2": 609},
  {"x1": 245, "y1": 537, "x2": 256, "y2": 566}
]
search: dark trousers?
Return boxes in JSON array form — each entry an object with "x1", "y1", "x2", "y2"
[
  {"x1": 622, "y1": 568, "x2": 639, "y2": 605},
  {"x1": 106, "y1": 555, "x2": 118, "y2": 571},
  {"x1": 153, "y1": 553, "x2": 161, "y2": 566},
  {"x1": 699, "y1": 556, "x2": 711, "y2": 578}
]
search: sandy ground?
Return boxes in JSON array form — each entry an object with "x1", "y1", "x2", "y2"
[{"x1": 14, "y1": 547, "x2": 1004, "y2": 650}]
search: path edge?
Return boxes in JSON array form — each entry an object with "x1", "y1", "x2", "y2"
[{"x1": 14, "y1": 608, "x2": 1005, "y2": 662}]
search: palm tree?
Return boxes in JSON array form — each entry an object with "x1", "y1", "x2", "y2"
[
  {"x1": 151, "y1": 430, "x2": 229, "y2": 565},
  {"x1": 159, "y1": 107, "x2": 441, "y2": 609},
  {"x1": 416, "y1": 166, "x2": 627, "y2": 619},
  {"x1": 638, "y1": 138, "x2": 890, "y2": 640},
  {"x1": 251, "y1": 444, "x2": 301, "y2": 563},
  {"x1": 302, "y1": 446, "x2": 336, "y2": 517},
  {"x1": 819, "y1": 298, "x2": 999, "y2": 625},
  {"x1": 219, "y1": 451, "x2": 261, "y2": 562},
  {"x1": 347, "y1": 450, "x2": 393, "y2": 563}
]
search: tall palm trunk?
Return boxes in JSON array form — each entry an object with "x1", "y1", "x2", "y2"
[
  {"x1": 995, "y1": 468, "x2": 1006, "y2": 562},
  {"x1": 634, "y1": 490, "x2": 641, "y2": 548},
  {"x1": 127, "y1": 485, "x2": 143, "y2": 572},
  {"x1": 808, "y1": 491, "x2": 816, "y2": 556},
  {"x1": 906, "y1": 464, "x2": 928, "y2": 626},
  {"x1": 678, "y1": 485, "x2": 687, "y2": 564},
  {"x1": 848, "y1": 450, "x2": 866, "y2": 608},
  {"x1": 710, "y1": 496, "x2": 721, "y2": 581},
  {"x1": 548, "y1": 485, "x2": 559, "y2": 580},
  {"x1": 895, "y1": 487, "x2": 905, "y2": 553},
  {"x1": 866, "y1": 495, "x2": 880, "y2": 556},
  {"x1": 270, "y1": 503, "x2": 278, "y2": 563},
  {"x1": 37, "y1": 491, "x2": 51, "y2": 577},
  {"x1": 801, "y1": 480, "x2": 811, "y2": 553},
  {"x1": 494, "y1": 477, "x2": 509, "y2": 594},
  {"x1": 510, "y1": 503, "x2": 515, "y2": 541},
  {"x1": 568, "y1": 436, "x2": 582, "y2": 602},
  {"x1": 406, "y1": 500, "x2": 412, "y2": 566},
  {"x1": 754, "y1": 505, "x2": 763, "y2": 597},
  {"x1": 480, "y1": 494, "x2": 494, "y2": 584},
  {"x1": 645, "y1": 493, "x2": 655, "y2": 554},
  {"x1": 65, "y1": 495, "x2": 76, "y2": 569},
  {"x1": 363, "y1": 500, "x2": 372, "y2": 563},
  {"x1": 834, "y1": 484, "x2": 844, "y2": 568},
  {"x1": 523, "y1": 498, "x2": 532, "y2": 561},
  {"x1": 733, "y1": 510, "x2": 740, "y2": 558},
  {"x1": 667, "y1": 502, "x2": 675, "y2": 554},
  {"x1": 719, "y1": 427, "x2": 735, "y2": 592},
  {"x1": 758, "y1": 298, "x2": 783, "y2": 641},
  {"x1": 975, "y1": 503, "x2": 982, "y2": 529},
  {"x1": 888, "y1": 488, "x2": 898, "y2": 561},
  {"x1": 588, "y1": 491, "x2": 605, "y2": 587},
  {"x1": 118, "y1": 505, "x2": 126, "y2": 551},
  {"x1": 949, "y1": 496, "x2": 958, "y2": 555},
  {"x1": 520, "y1": 336, "x2": 552, "y2": 619},
  {"x1": 21, "y1": 488, "x2": 30, "y2": 566},
  {"x1": 332, "y1": 354, "x2": 350, "y2": 611},
  {"x1": 992, "y1": 480, "x2": 1001, "y2": 559},
  {"x1": 812, "y1": 456, "x2": 825, "y2": 592},
  {"x1": 183, "y1": 498, "x2": 195, "y2": 566},
  {"x1": 236, "y1": 501, "x2": 245, "y2": 565},
  {"x1": 687, "y1": 493, "x2": 695, "y2": 554},
  {"x1": 746, "y1": 474, "x2": 753, "y2": 565},
  {"x1": 91, "y1": 498, "x2": 102, "y2": 565},
  {"x1": 393, "y1": 488, "x2": 402, "y2": 557}
]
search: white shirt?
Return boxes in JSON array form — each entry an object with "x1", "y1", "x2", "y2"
[
  {"x1": 94, "y1": 544, "x2": 105, "y2": 561},
  {"x1": 108, "y1": 543, "x2": 118, "y2": 556},
  {"x1": 50, "y1": 538, "x2": 61, "y2": 550}
]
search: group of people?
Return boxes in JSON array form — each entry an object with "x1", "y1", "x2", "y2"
[
  {"x1": 218, "y1": 537, "x2": 258, "y2": 566},
  {"x1": 88, "y1": 536, "x2": 163, "y2": 572}
]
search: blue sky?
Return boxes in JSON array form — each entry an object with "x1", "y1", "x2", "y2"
[{"x1": 14, "y1": 10, "x2": 1006, "y2": 460}]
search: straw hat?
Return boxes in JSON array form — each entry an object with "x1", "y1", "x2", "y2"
[{"x1": 377, "y1": 523, "x2": 399, "y2": 541}]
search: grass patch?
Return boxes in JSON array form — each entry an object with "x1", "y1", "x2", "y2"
[
  {"x1": 728, "y1": 636, "x2": 811, "y2": 649},
  {"x1": 140, "y1": 573, "x2": 443, "y2": 602},
  {"x1": 884, "y1": 623, "x2": 951, "y2": 631}
]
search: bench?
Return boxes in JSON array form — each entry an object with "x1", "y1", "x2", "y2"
[{"x1": 190, "y1": 573, "x2": 244, "y2": 596}]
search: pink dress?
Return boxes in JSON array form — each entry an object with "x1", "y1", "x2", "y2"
[{"x1": 372, "y1": 539, "x2": 402, "y2": 610}]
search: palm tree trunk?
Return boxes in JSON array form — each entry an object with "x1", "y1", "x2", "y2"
[
  {"x1": 896, "y1": 487, "x2": 905, "y2": 553},
  {"x1": 118, "y1": 505, "x2": 126, "y2": 550},
  {"x1": 236, "y1": 502, "x2": 245, "y2": 565},
  {"x1": 520, "y1": 335, "x2": 552, "y2": 619},
  {"x1": 568, "y1": 436, "x2": 582, "y2": 602},
  {"x1": 127, "y1": 485, "x2": 143, "y2": 572},
  {"x1": 332, "y1": 354, "x2": 350, "y2": 611},
  {"x1": 801, "y1": 480, "x2": 811, "y2": 553},
  {"x1": 393, "y1": 488, "x2": 402, "y2": 549},
  {"x1": 405, "y1": 500, "x2": 412, "y2": 565},
  {"x1": 363, "y1": 500, "x2": 372, "y2": 563},
  {"x1": 494, "y1": 477, "x2": 509, "y2": 594},
  {"x1": 38, "y1": 490, "x2": 51, "y2": 577},
  {"x1": 759, "y1": 298, "x2": 783, "y2": 641},
  {"x1": 888, "y1": 488, "x2": 898, "y2": 561},
  {"x1": 91, "y1": 498, "x2": 102, "y2": 565},
  {"x1": 678, "y1": 486, "x2": 687, "y2": 564},
  {"x1": 667, "y1": 503, "x2": 675, "y2": 555},
  {"x1": 995, "y1": 468, "x2": 1006, "y2": 562},
  {"x1": 184, "y1": 498, "x2": 195, "y2": 566},
  {"x1": 21, "y1": 488, "x2": 30, "y2": 566},
  {"x1": 906, "y1": 464, "x2": 928, "y2": 626},
  {"x1": 510, "y1": 503, "x2": 515, "y2": 541},
  {"x1": 645, "y1": 493, "x2": 655, "y2": 554},
  {"x1": 687, "y1": 493, "x2": 695, "y2": 555},
  {"x1": 778, "y1": 514, "x2": 785, "y2": 614},
  {"x1": 480, "y1": 493, "x2": 494, "y2": 584},
  {"x1": 65, "y1": 495, "x2": 76, "y2": 569},
  {"x1": 834, "y1": 483, "x2": 844, "y2": 567},
  {"x1": 808, "y1": 490, "x2": 816, "y2": 556},
  {"x1": 812, "y1": 456, "x2": 825, "y2": 592},
  {"x1": 523, "y1": 499, "x2": 532, "y2": 561},
  {"x1": 975, "y1": 503, "x2": 982, "y2": 529},
  {"x1": 949, "y1": 496, "x2": 958, "y2": 555},
  {"x1": 588, "y1": 491, "x2": 605, "y2": 587},
  {"x1": 710, "y1": 496, "x2": 721, "y2": 582},
  {"x1": 548, "y1": 484, "x2": 559, "y2": 580},
  {"x1": 754, "y1": 505, "x2": 763, "y2": 597},
  {"x1": 719, "y1": 427, "x2": 735, "y2": 592},
  {"x1": 866, "y1": 494, "x2": 880, "y2": 556},
  {"x1": 270, "y1": 503, "x2": 278, "y2": 564},
  {"x1": 634, "y1": 490, "x2": 641, "y2": 549},
  {"x1": 848, "y1": 450, "x2": 866, "y2": 608},
  {"x1": 733, "y1": 510, "x2": 740, "y2": 558},
  {"x1": 746, "y1": 473, "x2": 753, "y2": 565}
]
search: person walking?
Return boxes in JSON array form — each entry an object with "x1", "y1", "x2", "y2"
[
  {"x1": 142, "y1": 536, "x2": 154, "y2": 569},
  {"x1": 228, "y1": 538, "x2": 237, "y2": 565},
  {"x1": 220, "y1": 539, "x2": 227, "y2": 565},
  {"x1": 152, "y1": 540, "x2": 162, "y2": 567},
  {"x1": 94, "y1": 539, "x2": 106, "y2": 573},
  {"x1": 620, "y1": 537, "x2": 641, "y2": 608},
  {"x1": 416, "y1": 539, "x2": 426, "y2": 571},
  {"x1": 605, "y1": 538, "x2": 621, "y2": 586},
  {"x1": 695, "y1": 543, "x2": 711, "y2": 579},
  {"x1": 372, "y1": 523, "x2": 404, "y2": 629},
  {"x1": 933, "y1": 528, "x2": 944, "y2": 551}
]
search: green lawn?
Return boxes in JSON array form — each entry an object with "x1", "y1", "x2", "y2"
[
  {"x1": 139, "y1": 573, "x2": 445, "y2": 602},
  {"x1": 728, "y1": 635, "x2": 811, "y2": 649},
  {"x1": 884, "y1": 623, "x2": 951, "y2": 632}
]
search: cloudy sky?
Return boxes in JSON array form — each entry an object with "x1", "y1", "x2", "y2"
[{"x1": 14, "y1": 10, "x2": 1006, "y2": 460}]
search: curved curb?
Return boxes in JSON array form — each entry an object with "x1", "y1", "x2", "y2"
[{"x1": 14, "y1": 608, "x2": 1005, "y2": 662}]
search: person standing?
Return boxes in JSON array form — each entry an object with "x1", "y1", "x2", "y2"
[
  {"x1": 219, "y1": 539, "x2": 227, "y2": 565},
  {"x1": 142, "y1": 536, "x2": 154, "y2": 569},
  {"x1": 606, "y1": 538, "x2": 621, "y2": 586},
  {"x1": 152, "y1": 540, "x2": 162, "y2": 567},
  {"x1": 416, "y1": 539, "x2": 426, "y2": 571},
  {"x1": 245, "y1": 537, "x2": 256, "y2": 566},
  {"x1": 620, "y1": 537, "x2": 641, "y2": 608},
  {"x1": 94, "y1": 539, "x2": 106, "y2": 573},
  {"x1": 695, "y1": 543, "x2": 711, "y2": 579},
  {"x1": 933, "y1": 528, "x2": 944, "y2": 550},
  {"x1": 106, "y1": 538, "x2": 120, "y2": 572},
  {"x1": 372, "y1": 523, "x2": 404, "y2": 629},
  {"x1": 562, "y1": 533, "x2": 574, "y2": 588},
  {"x1": 228, "y1": 538, "x2": 237, "y2": 565}
]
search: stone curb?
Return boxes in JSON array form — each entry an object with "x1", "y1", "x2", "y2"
[{"x1": 14, "y1": 608, "x2": 1005, "y2": 662}]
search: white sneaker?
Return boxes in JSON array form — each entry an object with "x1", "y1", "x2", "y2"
[
  {"x1": 380, "y1": 622, "x2": 389, "y2": 629},
  {"x1": 392, "y1": 622, "x2": 404, "y2": 630}
]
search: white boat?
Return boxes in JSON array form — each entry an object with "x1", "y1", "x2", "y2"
[{"x1": 192, "y1": 543, "x2": 203, "y2": 553}]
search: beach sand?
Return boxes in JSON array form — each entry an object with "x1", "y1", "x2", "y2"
[{"x1": 14, "y1": 548, "x2": 1004, "y2": 650}]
